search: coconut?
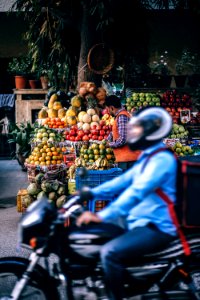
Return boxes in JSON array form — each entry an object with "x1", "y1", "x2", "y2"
[{"x1": 56, "y1": 195, "x2": 67, "y2": 208}]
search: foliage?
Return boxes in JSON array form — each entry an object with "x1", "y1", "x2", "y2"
[
  {"x1": 7, "y1": 57, "x2": 32, "y2": 76},
  {"x1": 149, "y1": 51, "x2": 171, "y2": 75},
  {"x1": 175, "y1": 49, "x2": 200, "y2": 75},
  {"x1": 7, "y1": 122, "x2": 34, "y2": 157}
]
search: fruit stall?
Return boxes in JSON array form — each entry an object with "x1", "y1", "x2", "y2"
[
  {"x1": 17, "y1": 83, "x2": 200, "y2": 213},
  {"x1": 18, "y1": 82, "x2": 120, "y2": 212},
  {"x1": 125, "y1": 89, "x2": 200, "y2": 157}
]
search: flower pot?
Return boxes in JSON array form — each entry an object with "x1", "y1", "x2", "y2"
[
  {"x1": 29, "y1": 79, "x2": 41, "y2": 89},
  {"x1": 15, "y1": 75, "x2": 27, "y2": 89},
  {"x1": 40, "y1": 75, "x2": 49, "y2": 89}
]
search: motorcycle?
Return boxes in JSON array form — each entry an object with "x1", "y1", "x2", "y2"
[{"x1": 0, "y1": 189, "x2": 200, "y2": 300}]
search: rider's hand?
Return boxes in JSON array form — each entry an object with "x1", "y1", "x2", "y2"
[{"x1": 76, "y1": 211, "x2": 102, "y2": 226}]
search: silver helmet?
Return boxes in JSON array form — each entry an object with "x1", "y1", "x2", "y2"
[{"x1": 127, "y1": 107, "x2": 172, "y2": 150}]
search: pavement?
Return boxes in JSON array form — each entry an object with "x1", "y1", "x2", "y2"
[{"x1": 0, "y1": 159, "x2": 30, "y2": 257}]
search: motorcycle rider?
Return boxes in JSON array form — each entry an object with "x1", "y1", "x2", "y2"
[{"x1": 76, "y1": 106, "x2": 179, "y2": 300}]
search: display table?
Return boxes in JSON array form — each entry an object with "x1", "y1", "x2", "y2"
[{"x1": 14, "y1": 89, "x2": 47, "y2": 124}]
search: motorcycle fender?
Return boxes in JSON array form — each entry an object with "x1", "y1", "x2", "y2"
[{"x1": 0, "y1": 256, "x2": 58, "y2": 291}]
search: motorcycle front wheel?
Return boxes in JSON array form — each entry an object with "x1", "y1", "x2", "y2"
[{"x1": 0, "y1": 258, "x2": 59, "y2": 300}]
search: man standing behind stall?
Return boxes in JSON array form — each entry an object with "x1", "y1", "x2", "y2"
[{"x1": 105, "y1": 95, "x2": 141, "y2": 171}]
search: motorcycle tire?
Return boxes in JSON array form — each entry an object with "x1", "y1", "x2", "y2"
[{"x1": 0, "y1": 257, "x2": 59, "y2": 300}]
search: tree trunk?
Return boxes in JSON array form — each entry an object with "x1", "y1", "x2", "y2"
[{"x1": 77, "y1": 2, "x2": 102, "y2": 88}]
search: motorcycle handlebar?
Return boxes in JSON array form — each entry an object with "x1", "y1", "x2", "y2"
[{"x1": 62, "y1": 186, "x2": 93, "y2": 210}]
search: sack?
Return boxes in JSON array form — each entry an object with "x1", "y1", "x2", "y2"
[
  {"x1": 176, "y1": 160, "x2": 200, "y2": 228},
  {"x1": 142, "y1": 148, "x2": 200, "y2": 228}
]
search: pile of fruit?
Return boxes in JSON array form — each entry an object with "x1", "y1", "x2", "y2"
[
  {"x1": 74, "y1": 141, "x2": 115, "y2": 169},
  {"x1": 161, "y1": 90, "x2": 192, "y2": 123},
  {"x1": 64, "y1": 119, "x2": 112, "y2": 142},
  {"x1": 25, "y1": 173, "x2": 68, "y2": 208},
  {"x1": 30, "y1": 126, "x2": 65, "y2": 145},
  {"x1": 167, "y1": 123, "x2": 189, "y2": 139},
  {"x1": 170, "y1": 142, "x2": 194, "y2": 156},
  {"x1": 25, "y1": 126, "x2": 65, "y2": 166},
  {"x1": 125, "y1": 92, "x2": 161, "y2": 112}
]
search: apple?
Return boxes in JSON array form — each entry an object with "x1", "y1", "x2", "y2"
[
  {"x1": 70, "y1": 136, "x2": 75, "y2": 141},
  {"x1": 99, "y1": 120, "x2": 106, "y2": 126},
  {"x1": 66, "y1": 134, "x2": 70, "y2": 140},
  {"x1": 69, "y1": 130, "x2": 76, "y2": 136},
  {"x1": 100, "y1": 130, "x2": 105, "y2": 136},
  {"x1": 92, "y1": 135, "x2": 98, "y2": 140},
  {"x1": 82, "y1": 135, "x2": 89, "y2": 141},
  {"x1": 77, "y1": 130, "x2": 84, "y2": 137}
]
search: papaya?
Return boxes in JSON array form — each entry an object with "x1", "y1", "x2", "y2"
[
  {"x1": 48, "y1": 93, "x2": 58, "y2": 109},
  {"x1": 53, "y1": 101, "x2": 62, "y2": 110},
  {"x1": 58, "y1": 108, "x2": 66, "y2": 119},
  {"x1": 48, "y1": 108, "x2": 58, "y2": 118},
  {"x1": 38, "y1": 109, "x2": 48, "y2": 119},
  {"x1": 66, "y1": 116, "x2": 77, "y2": 125},
  {"x1": 71, "y1": 95, "x2": 82, "y2": 108}
]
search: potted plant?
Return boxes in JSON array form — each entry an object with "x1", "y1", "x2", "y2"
[
  {"x1": 7, "y1": 121, "x2": 34, "y2": 171},
  {"x1": 149, "y1": 51, "x2": 172, "y2": 88},
  {"x1": 7, "y1": 57, "x2": 32, "y2": 89}
]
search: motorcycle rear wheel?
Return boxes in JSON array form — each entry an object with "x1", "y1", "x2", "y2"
[{"x1": 0, "y1": 259, "x2": 58, "y2": 300}]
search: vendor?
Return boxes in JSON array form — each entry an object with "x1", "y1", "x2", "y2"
[{"x1": 105, "y1": 95, "x2": 141, "y2": 171}]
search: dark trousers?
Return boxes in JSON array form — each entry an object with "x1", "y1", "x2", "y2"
[{"x1": 100, "y1": 225, "x2": 175, "y2": 300}]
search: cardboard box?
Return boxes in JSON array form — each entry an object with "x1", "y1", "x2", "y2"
[{"x1": 17, "y1": 189, "x2": 28, "y2": 213}]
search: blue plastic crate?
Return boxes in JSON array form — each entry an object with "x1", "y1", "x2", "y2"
[
  {"x1": 75, "y1": 168, "x2": 123, "y2": 190},
  {"x1": 75, "y1": 168, "x2": 123, "y2": 212}
]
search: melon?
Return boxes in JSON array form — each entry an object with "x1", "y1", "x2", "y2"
[
  {"x1": 87, "y1": 108, "x2": 96, "y2": 115},
  {"x1": 77, "y1": 122, "x2": 83, "y2": 129},
  {"x1": 92, "y1": 114, "x2": 100, "y2": 122},
  {"x1": 78, "y1": 111, "x2": 87, "y2": 122},
  {"x1": 82, "y1": 113, "x2": 92, "y2": 123},
  {"x1": 90, "y1": 121, "x2": 99, "y2": 128},
  {"x1": 82, "y1": 123, "x2": 90, "y2": 131}
]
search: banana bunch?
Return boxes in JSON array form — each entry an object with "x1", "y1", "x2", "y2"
[
  {"x1": 68, "y1": 165, "x2": 76, "y2": 180},
  {"x1": 75, "y1": 157, "x2": 86, "y2": 167},
  {"x1": 95, "y1": 157, "x2": 109, "y2": 169}
]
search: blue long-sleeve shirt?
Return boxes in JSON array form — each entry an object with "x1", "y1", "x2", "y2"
[{"x1": 93, "y1": 142, "x2": 178, "y2": 237}]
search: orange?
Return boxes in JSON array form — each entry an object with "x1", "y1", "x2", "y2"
[
  {"x1": 56, "y1": 160, "x2": 62, "y2": 164},
  {"x1": 51, "y1": 160, "x2": 57, "y2": 165},
  {"x1": 47, "y1": 152, "x2": 53, "y2": 157}
]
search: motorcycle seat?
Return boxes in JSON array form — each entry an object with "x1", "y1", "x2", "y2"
[{"x1": 143, "y1": 233, "x2": 200, "y2": 260}]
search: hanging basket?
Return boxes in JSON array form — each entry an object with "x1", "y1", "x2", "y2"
[{"x1": 87, "y1": 43, "x2": 114, "y2": 75}]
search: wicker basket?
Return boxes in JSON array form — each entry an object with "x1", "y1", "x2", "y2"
[{"x1": 87, "y1": 43, "x2": 114, "y2": 75}]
